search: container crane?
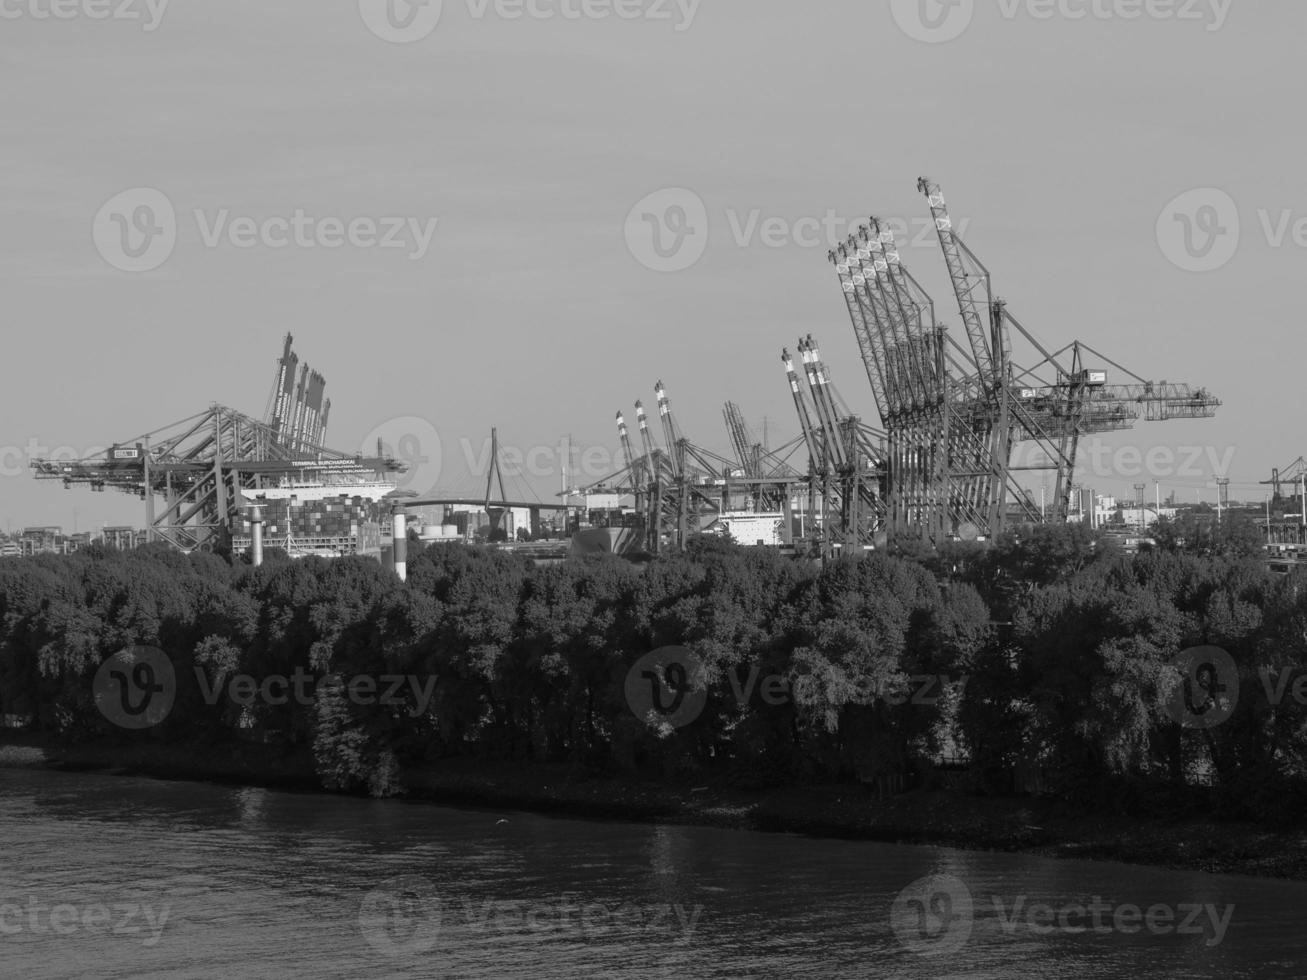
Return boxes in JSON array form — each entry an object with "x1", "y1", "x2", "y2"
[{"x1": 827, "y1": 179, "x2": 1222, "y2": 545}]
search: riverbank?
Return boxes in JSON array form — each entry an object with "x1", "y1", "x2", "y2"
[{"x1": 5, "y1": 734, "x2": 1305, "y2": 881}]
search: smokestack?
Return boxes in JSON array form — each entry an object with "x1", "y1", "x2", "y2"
[
  {"x1": 392, "y1": 505, "x2": 408, "y2": 582},
  {"x1": 250, "y1": 504, "x2": 264, "y2": 567}
]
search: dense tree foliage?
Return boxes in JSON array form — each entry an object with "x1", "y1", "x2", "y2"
[{"x1": 1, "y1": 529, "x2": 1303, "y2": 824}]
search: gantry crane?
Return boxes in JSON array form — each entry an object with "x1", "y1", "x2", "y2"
[
  {"x1": 722, "y1": 400, "x2": 804, "y2": 516},
  {"x1": 31, "y1": 405, "x2": 402, "y2": 552},
  {"x1": 780, "y1": 337, "x2": 886, "y2": 557},
  {"x1": 616, "y1": 410, "x2": 645, "y2": 492},
  {"x1": 32, "y1": 337, "x2": 403, "y2": 552},
  {"x1": 1263, "y1": 457, "x2": 1307, "y2": 509},
  {"x1": 827, "y1": 178, "x2": 1222, "y2": 545},
  {"x1": 588, "y1": 383, "x2": 810, "y2": 554},
  {"x1": 723, "y1": 402, "x2": 762, "y2": 479}
]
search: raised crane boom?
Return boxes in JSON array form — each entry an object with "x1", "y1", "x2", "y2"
[
  {"x1": 832, "y1": 247, "x2": 892, "y2": 420},
  {"x1": 782, "y1": 348, "x2": 822, "y2": 468},
  {"x1": 918, "y1": 177, "x2": 997, "y2": 388},
  {"x1": 655, "y1": 380, "x2": 687, "y2": 479},
  {"x1": 800, "y1": 338, "x2": 848, "y2": 470},
  {"x1": 635, "y1": 400, "x2": 660, "y2": 464},
  {"x1": 723, "y1": 402, "x2": 761, "y2": 478},
  {"x1": 616, "y1": 410, "x2": 643, "y2": 486}
]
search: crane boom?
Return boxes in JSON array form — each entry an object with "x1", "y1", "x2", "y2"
[
  {"x1": 782, "y1": 348, "x2": 822, "y2": 469},
  {"x1": 654, "y1": 380, "x2": 685, "y2": 478},
  {"x1": 832, "y1": 247, "x2": 892, "y2": 420},
  {"x1": 918, "y1": 177, "x2": 997, "y2": 387}
]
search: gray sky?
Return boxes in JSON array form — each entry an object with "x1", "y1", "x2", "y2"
[{"x1": 1, "y1": 0, "x2": 1298, "y2": 532}]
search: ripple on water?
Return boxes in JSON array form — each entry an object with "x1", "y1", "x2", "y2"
[{"x1": 1, "y1": 769, "x2": 1306, "y2": 980}]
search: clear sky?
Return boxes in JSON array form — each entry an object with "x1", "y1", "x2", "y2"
[{"x1": 2, "y1": 0, "x2": 1300, "y2": 533}]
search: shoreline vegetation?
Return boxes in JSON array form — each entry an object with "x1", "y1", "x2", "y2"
[
  {"x1": 3, "y1": 735, "x2": 1306, "y2": 881},
  {"x1": 2, "y1": 520, "x2": 1305, "y2": 882}
]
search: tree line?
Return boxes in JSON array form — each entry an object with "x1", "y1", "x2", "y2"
[{"x1": 0, "y1": 520, "x2": 1303, "y2": 823}]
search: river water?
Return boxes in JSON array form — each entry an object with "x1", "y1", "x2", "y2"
[{"x1": 0, "y1": 768, "x2": 1304, "y2": 979}]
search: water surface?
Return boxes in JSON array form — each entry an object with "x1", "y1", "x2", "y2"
[{"x1": 1, "y1": 769, "x2": 1303, "y2": 978}]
